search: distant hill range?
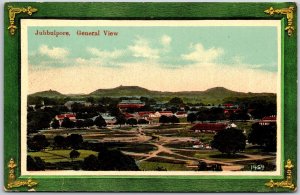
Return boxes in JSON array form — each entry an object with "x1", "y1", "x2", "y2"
[{"x1": 29, "y1": 86, "x2": 275, "y2": 103}]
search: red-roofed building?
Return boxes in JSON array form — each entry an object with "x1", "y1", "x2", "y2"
[
  {"x1": 159, "y1": 111, "x2": 174, "y2": 117},
  {"x1": 117, "y1": 100, "x2": 145, "y2": 109},
  {"x1": 224, "y1": 103, "x2": 234, "y2": 108},
  {"x1": 124, "y1": 112, "x2": 136, "y2": 119},
  {"x1": 259, "y1": 115, "x2": 276, "y2": 125},
  {"x1": 55, "y1": 114, "x2": 76, "y2": 125},
  {"x1": 175, "y1": 111, "x2": 187, "y2": 118},
  {"x1": 138, "y1": 111, "x2": 155, "y2": 117},
  {"x1": 190, "y1": 123, "x2": 228, "y2": 133}
]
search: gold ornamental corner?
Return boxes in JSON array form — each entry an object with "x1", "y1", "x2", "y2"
[
  {"x1": 264, "y1": 6, "x2": 295, "y2": 37},
  {"x1": 8, "y1": 6, "x2": 38, "y2": 35},
  {"x1": 6, "y1": 158, "x2": 38, "y2": 191},
  {"x1": 265, "y1": 159, "x2": 296, "y2": 191}
]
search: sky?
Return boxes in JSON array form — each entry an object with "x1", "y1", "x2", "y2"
[{"x1": 27, "y1": 22, "x2": 279, "y2": 94}]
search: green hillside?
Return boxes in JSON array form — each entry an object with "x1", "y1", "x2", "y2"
[
  {"x1": 30, "y1": 89, "x2": 65, "y2": 98},
  {"x1": 28, "y1": 86, "x2": 276, "y2": 104}
]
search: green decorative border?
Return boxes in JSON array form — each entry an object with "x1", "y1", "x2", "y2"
[{"x1": 4, "y1": 2, "x2": 297, "y2": 192}]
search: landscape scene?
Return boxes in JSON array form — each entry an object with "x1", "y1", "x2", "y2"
[{"x1": 25, "y1": 21, "x2": 279, "y2": 173}]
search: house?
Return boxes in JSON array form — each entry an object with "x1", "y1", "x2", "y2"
[
  {"x1": 102, "y1": 116, "x2": 117, "y2": 125},
  {"x1": 158, "y1": 111, "x2": 174, "y2": 117},
  {"x1": 117, "y1": 100, "x2": 145, "y2": 109},
  {"x1": 91, "y1": 114, "x2": 117, "y2": 125},
  {"x1": 190, "y1": 123, "x2": 229, "y2": 133},
  {"x1": 124, "y1": 112, "x2": 136, "y2": 119},
  {"x1": 175, "y1": 111, "x2": 187, "y2": 118},
  {"x1": 138, "y1": 111, "x2": 155, "y2": 119},
  {"x1": 55, "y1": 113, "x2": 76, "y2": 125},
  {"x1": 259, "y1": 115, "x2": 276, "y2": 126}
]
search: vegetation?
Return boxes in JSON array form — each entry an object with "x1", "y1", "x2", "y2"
[
  {"x1": 94, "y1": 116, "x2": 107, "y2": 128},
  {"x1": 138, "y1": 161, "x2": 190, "y2": 171},
  {"x1": 29, "y1": 86, "x2": 276, "y2": 105},
  {"x1": 28, "y1": 134, "x2": 49, "y2": 151},
  {"x1": 211, "y1": 128, "x2": 246, "y2": 155},
  {"x1": 248, "y1": 122, "x2": 276, "y2": 152},
  {"x1": 27, "y1": 156, "x2": 46, "y2": 171},
  {"x1": 70, "y1": 150, "x2": 80, "y2": 161}
]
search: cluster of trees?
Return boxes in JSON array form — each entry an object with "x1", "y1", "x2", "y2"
[
  {"x1": 28, "y1": 134, "x2": 84, "y2": 151},
  {"x1": 27, "y1": 110, "x2": 53, "y2": 133},
  {"x1": 27, "y1": 156, "x2": 46, "y2": 171},
  {"x1": 248, "y1": 122, "x2": 276, "y2": 152},
  {"x1": 126, "y1": 118, "x2": 149, "y2": 126},
  {"x1": 211, "y1": 128, "x2": 246, "y2": 155},
  {"x1": 187, "y1": 107, "x2": 226, "y2": 123},
  {"x1": 82, "y1": 148, "x2": 139, "y2": 171},
  {"x1": 224, "y1": 95, "x2": 276, "y2": 119},
  {"x1": 51, "y1": 115, "x2": 107, "y2": 130},
  {"x1": 159, "y1": 115, "x2": 179, "y2": 124},
  {"x1": 210, "y1": 123, "x2": 277, "y2": 155}
]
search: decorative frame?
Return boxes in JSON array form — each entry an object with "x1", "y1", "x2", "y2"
[{"x1": 4, "y1": 2, "x2": 297, "y2": 192}]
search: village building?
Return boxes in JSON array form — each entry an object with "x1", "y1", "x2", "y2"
[
  {"x1": 117, "y1": 100, "x2": 145, "y2": 109},
  {"x1": 190, "y1": 123, "x2": 229, "y2": 133},
  {"x1": 175, "y1": 111, "x2": 188, "y2": 118},
  {"x1": 259, "y1": 115, "x2": 276, "y2": 126},
  {"x1": 55, "y1": 113, "x2": 76, "y2": 125}
]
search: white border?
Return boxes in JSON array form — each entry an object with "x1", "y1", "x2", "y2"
[{"x1": 21, "y1": 19, "x2": 281, "y2": 176}]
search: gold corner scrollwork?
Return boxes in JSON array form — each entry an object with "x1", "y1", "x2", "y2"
[
  {"x1": 8, "y1": 6, "x2": 38, "y2": 35},
  {"x1": 265, "y1": 159, "x2": 296, "y2": 191},
  {"x1": 264, "y1": 6, "x2": 295, "y2": 37},
  {"x1": 6, "y1": 158, "x2": 38, "y2": 191}
]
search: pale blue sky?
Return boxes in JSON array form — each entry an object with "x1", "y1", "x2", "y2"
[
  {"x1": 27, "y1": 25, "x2": 278, "y2": 93},
  {"x1": 28, "y1": 26, "x2": 278, "y2": 71}
]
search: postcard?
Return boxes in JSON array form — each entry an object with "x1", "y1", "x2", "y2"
[{"x1": 4, "y1": 2, "x2": 297, "y2": 192}]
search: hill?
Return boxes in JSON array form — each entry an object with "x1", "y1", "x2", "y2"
[
  {"x1": 90, "y1": 85, "x2": 155, "y2": 96},
  {"x1": 29, "y1": 90, "x2": 65, "y2": 98},
  {"x1": 29, "y1": 86, "x2": 275, "y2": 104}
]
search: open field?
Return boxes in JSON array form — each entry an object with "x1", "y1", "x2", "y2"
[
  {"x1": 28, "y1": 121, "x2": 276, "y2": 171},
  {"x1": 28, "y1": 149, "x2": 98, "y2": 163}
]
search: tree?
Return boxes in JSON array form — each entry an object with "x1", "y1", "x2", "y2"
[
  {"x1": 168, "y1": 97, "x2": 184, "y2": 105},
  {"x1": 27, "y1": 111, "x2": 52, "y2": 133},
  {"x1": 138, "y1": 119, "x2": 149, "y2": 124},
  {"x1": 159, "y1": 115, "x2": 170, "y2": 124},
  {"x1": 169, "y1": 115, "x2": 179, "y2": 124},
  {"x1": 82, "y1": 154, "x2": 100, "y2": 171},
  {"x1": 27, "y1": 134, "x2": 49, "y2": 151},
  {"x1": 51, "y1": 119, "x2": 60, "y2": 129},
  {"x1": 116, "y1": 114, "x2": 126, "y2": 127},
  {"x1": 94, "y1": 116, "x2": 107, "y2": 128},
  {"x1": 70, "y1": 150, "x2": 80, "y2": 162},
  {"x1": 211, "y1": 128, "x2": 246, "y2": 155},
  {"x1": 127, "y1": 118, "x2": 137, "y2": 126},
  {"x1": 71, "y1": 102, "x2": 86, "y2": 113},
  {"x1": 248, "y1": 122, "x2": 276, "y2": 152},
  {"x1": 86, "y1": 97, "x2": 95, "y2": 104},
  {"x1": 66, "y1": 134, "x2": 83, "y2": 149},
  {"x1": 187, "y1": 113, "x2": 197, "y2": 123},
  {"x1": 198, "y1": 160, "x2": 208, "y2": 171},
  {"x1": 98, "y1": 148, "x2": 140, "y2": 171},
  {"x1": 27, "y1": 156, "x2": 46, "y2": 171},
  {"x1": 209, "y1": 107, "x2": 225, "y2": 121},
  {"x1": 75, "y1": 120, "x2": 85, "y2": 128},
  {"x1": 61, "y1": 117, "x2": 75, "y2": 128},
  {"x1": 54, "y1": 135, "x2": 66, "y2": 149},
  {"x1": 84, "y1": 119, "x2": 94, "y2": 127}
]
